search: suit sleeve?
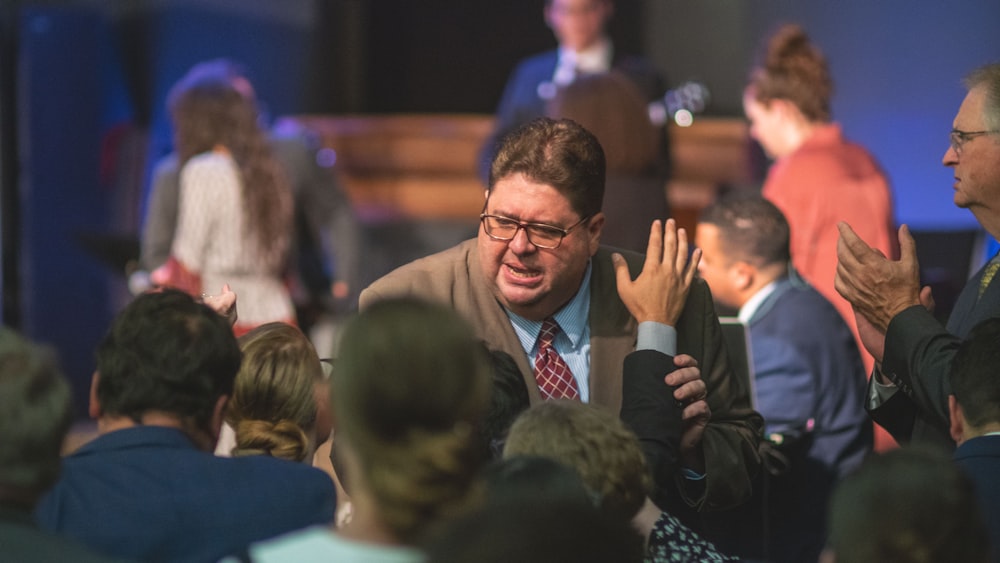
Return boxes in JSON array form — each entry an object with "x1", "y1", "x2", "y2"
[
  {"x1": 621, "y1": 349, "x2": 682, "y2": 497},
  {"x1": 877, "y1": 305, "x2": 960, "y2": 439},
  {"x1": 140, "y1": 157, "x2": 180, "y2": 271},
  {"x1": 681, "y1": 280, "x2": 763, "y2": 511}
]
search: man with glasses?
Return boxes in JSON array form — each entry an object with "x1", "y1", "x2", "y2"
[
  {"x1": 835, "y1": 62, "x2": 1000, "y2": 448},
  {"x1": 362, "y1": 117, "x2": 762, "y2": 516}
]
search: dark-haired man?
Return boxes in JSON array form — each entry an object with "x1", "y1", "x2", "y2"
[
  {"x1": 948, "y1": 316, "x2": 1000, "y2": 556},
  {"x1": 363, "y1": 117, "x2": 762, "y2": 515},
  {"x1": 35, "y1": 290, "x2": 335, "y2": 563},
  {"x1": 696, "y1": 194, "x2": 872, "y2": 563}
]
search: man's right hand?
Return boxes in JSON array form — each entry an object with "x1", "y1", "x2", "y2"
[{"x1": 612, "y1": 219, "x2": 702, "y2": 326}]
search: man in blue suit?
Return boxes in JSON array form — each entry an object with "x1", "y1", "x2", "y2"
[
  {"x1": 479, "y1": 0, "x2": 665, "y2": 181},
  {"x1": 696, "y1": 194, "x2": 873, "y2": 563},
  {"x1": 35, "y1": 290, "x2": 335, "y2": 563},
  {"x1": 948, "y1": 316, "x2": 1000, "y2": 560}
]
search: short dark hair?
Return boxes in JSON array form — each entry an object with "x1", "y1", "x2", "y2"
[
  {"x1": 0, "y1": 328, "x2": 73, "y2": 507},
  {"x1": 489, "y1": 117, "x2": 606, "y2": 219},
  {"x1": 950, "y1": 316, "x2": 1000, "y2": 427},
  {"x1": 698, "y1": 193, "x2": 791, "y2": 267},
  {"x1": 480, "y1": 346, "x2": 531, "y2": 459},
  {"x1": 95, "y1": 289, "x2": 242, "y2": 430},
  {"x1": 826, "y1": 446, "x2": 989, "y2": 563}
]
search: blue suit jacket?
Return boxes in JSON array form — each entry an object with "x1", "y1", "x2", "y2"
[
  {"x1": 747, "y1": 275, "x2": 873, "y2": 562},
  {"x1": 35, "y1": 426, "x2": 336, "y2": 563},
  {"x1": 479, "y1": 48, "x2": 666, "y2": 181},
  {"x1": 954, "y1": 435, "x2": 1000, "y2": 562}
]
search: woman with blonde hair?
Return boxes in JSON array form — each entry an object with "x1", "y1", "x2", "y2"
[
  {"x1": 248, "y1": 297, "x2": 492, "y2": 561},
  {"x1": 152, "y1": 65, "x2": 294, "y2": 335},
  {"x1": 218, "y1": 322, "x2": 331, "y2": 463}
]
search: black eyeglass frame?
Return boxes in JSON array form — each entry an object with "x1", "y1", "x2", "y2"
[{"x1": 479, "y1": 212, "x2": 591, "y2": 249}]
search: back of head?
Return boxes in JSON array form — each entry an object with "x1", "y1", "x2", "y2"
[
  {"x1": 227, "y1": 322, "x2": 321, "y2": 462},
  {"x1": 480, "y1": 455, "x2": 594, "y2": 507},
  {"x1": 480, "y1": 346, "x2": 531, "y2": 459},
  {"x1": 95, "y1": 289, "x2": 241, "y2": 432},
  {"x1": 334, "y1": 297, "x2": 492, "y2": 543},
  {"x1": 503, "y1": 399, "x2": 651, "y2": 521},
  {"x1": 489, "y1": 117, "x2": 606, "y2": 219},
  {"x1": 748, "y1": 23, "x2": 833, "y2": 122},
  {"x1": 950, "y1": 317, "x2": 1000, "y2": 429},
  {"x1": 547, "y1": 71, "x2": 659, "y2": 175},
  {"x1": 424, "y1": 496, "x2": 645, "y2": 563},
  {"x1": 964, "y1": 62, "x2": 1000, "y2": 132},
  {"x1": 0, "y1": 329, "x2": 72, "y2": 508},
  {"x1": 699, "y1": 192, "x2": 791, "y2": 267},
  {"x1": 826, "y1": 446, "x2": 989, "y2": 563}
]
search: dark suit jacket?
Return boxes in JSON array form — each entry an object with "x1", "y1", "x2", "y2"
[
  {"x1": 0, "y1": 506, "x2": 128, "y2": 563},
  {"x1": 479, "y1": 48, "x2": 666, "y2": 182},
  {"x1": 747, "y1": 276, "x2": 873, "y2": 563},
  {"x1": 954, "y1": 435, "x2": 1000, "y2": 562},
  {"x1": 621, "y1": 349, "x2": 683, "y2": 501},
  {"x1": 872, "y1": 260, "x2": 1000, "y2": 448},
  {"x1": 35, "y1": 426, "x2": 336, "y2": 563},
  {"x1": 361, "y1": 239, "x2": 763, "y2": 511}
]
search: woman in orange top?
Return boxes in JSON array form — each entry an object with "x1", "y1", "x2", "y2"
[{"x1": 744, "y1": 24, "x2": 897, "y2": 449}]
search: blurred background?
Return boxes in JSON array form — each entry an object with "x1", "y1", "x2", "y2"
[{"x1": 1, "y1": 0, "x2": 998, "y2": 416}]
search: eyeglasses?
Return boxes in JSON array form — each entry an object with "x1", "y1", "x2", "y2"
[
  {"x1": 949, "y1": 129, "x2": 999, "y2": 155},
  {"x1": 480, "y1": 213, "x2": 590, "y2": 249}
]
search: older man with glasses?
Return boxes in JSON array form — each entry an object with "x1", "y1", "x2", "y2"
[
  {"x1": 360, "y1": 117, "x2": 762, "y2": 521},
  {"x1": 836, "y1": 62, "x2": 1000, "y2": 448}
]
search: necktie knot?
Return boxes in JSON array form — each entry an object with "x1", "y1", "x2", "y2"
[{"x1": 979, "y1": 255, "x2": 1000, "y2": 299}]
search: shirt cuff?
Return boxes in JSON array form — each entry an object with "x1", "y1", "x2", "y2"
[
  {"x1": 636, "y1": 321, "x2": 677, "y2": 356},
  {"x1": 868, "y1": 365, "x2": 898, "y2": 410}
]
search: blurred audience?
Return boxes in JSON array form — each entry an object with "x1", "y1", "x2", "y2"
[
  {"x1": 247, "y1": 297, "x2": 491, "y2": 561},
  {"x1": 34, "y1": 290, "x2": 335, "y2": 562},
  {"x1": 547, "y1": 71, "x2": 668, "y2": 252},
  {"x1": 149, "y1": 61, "x2": 296, "y2": 335},
  {"x1": 504, "y1": 400, "x2": 738, "y2": 562},
  {"x1": 0, "y1": 328, "x2": 126, "y2": 562},
  {"x1": 137, "y1": 59, "x2": 361, "y2": 347},
  {"x1": 822, "y1": 446, "x2": 989, "y2": 563}
]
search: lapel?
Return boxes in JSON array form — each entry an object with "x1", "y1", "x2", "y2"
[
  {"x1": 588, "y1": 247, "x2": 639, "y2": 410},
  {"x1": 747, "y1": 276, "x2": 794, "y2": 326},
  {"x1": 948, "y1": 259, "x2": 1000, "y2": 337}
]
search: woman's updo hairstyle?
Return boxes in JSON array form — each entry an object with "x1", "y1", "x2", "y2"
[
  {"x1": 748, "y1": 23, "x2": 833, "y2": 123},
  {"x1": 226, "y1": 322, "x2": 322, "y2": 462}
]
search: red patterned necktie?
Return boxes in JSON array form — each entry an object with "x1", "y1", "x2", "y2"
[{"x1": 533, "y1": 317, "x2": 580, "y2": 400}]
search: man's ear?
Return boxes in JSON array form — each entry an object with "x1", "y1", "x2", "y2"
[
  {"x1": 730, "y1": 261, "x2": 755, "y2": 292},
  {"x1": 88, "y1": 372, "x2": 102, "y2": 419},
  {"x1": 586, "y1": 212, "x2": 605, "y2": 255},
  {"x1": 948, "y1": 394, "x2": 965, "y2": 445}
]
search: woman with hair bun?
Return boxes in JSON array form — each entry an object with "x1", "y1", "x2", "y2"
[
  {"x1": 247, "y1": 297, "x2": 492, "y2": 562},
  {"x1": 744, "y1": 24, "x2": 897, "y2": 448},
  {"x1": 218, "y1": 322, "x2": 331, "y2": 463}
]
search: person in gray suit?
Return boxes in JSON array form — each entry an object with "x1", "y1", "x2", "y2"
[
  {"x1": 361, "y1": 117, "x2": 762, "y2": 516},
  {"x1": 836, "y1": 63, "x2": 1000, "y2": 448}
]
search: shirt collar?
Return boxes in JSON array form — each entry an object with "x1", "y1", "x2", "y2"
[
  {"x1": 558, "y1": 37, "x2": 612, "y2": 75},
  {"x1": 738, "y1": 280, "x2": 779, "y2": 324},
  {"x1": 507, "y1": 261, "x2": 592, "y2": 352}
]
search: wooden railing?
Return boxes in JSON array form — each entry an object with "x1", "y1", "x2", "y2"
[{"x1": 284, "y1": 114, "x2": 761, "y2": 232}]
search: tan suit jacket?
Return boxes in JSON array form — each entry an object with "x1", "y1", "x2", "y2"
[{"x1": 361, "y1": 239, "x2": 762, "y2": 511}]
